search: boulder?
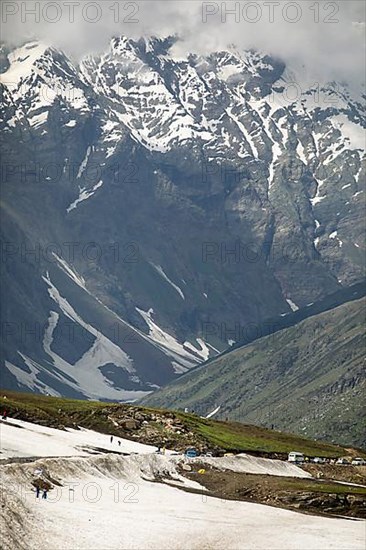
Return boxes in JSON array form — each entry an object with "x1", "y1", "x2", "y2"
[{"x1": 121, "y1": 419, "x2": 139, "y2": 430}]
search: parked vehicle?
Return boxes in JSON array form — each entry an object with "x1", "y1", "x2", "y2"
[
  {"x1": 336, "y1": 458, "x2": 350, "y2": 465},
  {"x1": 288, "y1": 452, "x2": 305, "y2": 463},
  {"x1": 312, "y1": 457, "x2": 326, "y2": 464},
  {"x1": 185, "y1": 448, "x2": 198, "y2": 458},
  {"x1": 351, "y1": 458, "x2": 366, "y2": 466}
]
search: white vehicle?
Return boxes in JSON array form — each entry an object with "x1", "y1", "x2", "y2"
[
  {"x1": 288, "y1": 452, "x2": 305, "y2": 463},
  {"x1": 351, "y1": 458, "x2": 366, "y2": 466},
  {"x1": 336, "y1": 458, "x2": 350, "y2": 465},
  {"x1": 312, "y1": 457, "x2": 326, "y2": 464}
]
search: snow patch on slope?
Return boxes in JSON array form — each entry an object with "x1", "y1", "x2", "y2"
[
  {"x1": 136, "y1": 308, "x2": 199, "y2": 370},
  {"x1": 310, "y1": 180, "x2": 327, "y2": 206},
  {"x1": 269, "y1": 140, "x2": 281, "y2": 189},
  {"x1": 13, "y1": 272, "x2": 148, "y2": 401},
  {"x1": 0, "y1": 42, "x2": 49, "y2": 87},
  {"x1": 331, "y1": 115, "x2": 365, "y2": 151},
  {"x1": 286, "y1": 298, "x2": 299, "y2": 312},
  {"x1": 183, "y1": 338, "x2": 210, "y2": 361},
  {"x1": 53, "y1": 253, "x2": 86, "y2": 289},
  {"x1": 5, "y1": 357, "x2": 60, "y2": 397},
  {"x1": 151, "y1": 264, "x2": 185, "y2": 300},
  {"x1": 67, "y1": 180, "x2": 103, "y2": 213},
  {"x1": 296, "y1": 140, "x2": 307, "y2": 164},
  {"x1": 205, "y1": 405, "x2": 221, "y2": 419}
]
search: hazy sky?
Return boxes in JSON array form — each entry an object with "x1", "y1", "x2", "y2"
[{"x1": 2, "y1": 0, "x2": 365, "y2": 85}]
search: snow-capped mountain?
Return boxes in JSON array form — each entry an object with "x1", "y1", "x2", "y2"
[{"x1": 0, "y1": 37, "x2": 365, "y2": 400}]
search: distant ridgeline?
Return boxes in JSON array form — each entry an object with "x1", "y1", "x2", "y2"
[{"x1": 196, "y1": 280, "x2": 366, "y2": 371}]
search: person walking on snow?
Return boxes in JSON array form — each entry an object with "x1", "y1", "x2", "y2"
[
  {"x1": 110, "y1": 435, "x2": 113, "y2": 444},
  {"x1": 35, "y1": 486, "x2": 40, "y2": 498},
  {"x1": 42, "y1": 489, "x2": 48, "y2": 499}
]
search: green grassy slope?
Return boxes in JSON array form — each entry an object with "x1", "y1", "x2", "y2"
[
  {"x1": 0, "y1": 390, "x2": 363, "y2": 458},
  {"x1": 142, "y1": 298, "x2": 366, "y2": 448}
]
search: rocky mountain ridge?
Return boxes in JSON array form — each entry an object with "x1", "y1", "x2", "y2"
[{"x1": 0, "y1": 36, "x2": 365, "y2": 399}]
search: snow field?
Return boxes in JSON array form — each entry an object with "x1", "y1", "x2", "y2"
[
  {"x1": 1, "y1": 452, "x2": 365, "y2": 550},
  {"x1": 0, "y1": 419, "x2": 365, "y2": 549}
]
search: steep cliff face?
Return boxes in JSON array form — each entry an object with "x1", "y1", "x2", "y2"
[{"x1": 0, "y1": 38, "x2": 365, "y2": 399}]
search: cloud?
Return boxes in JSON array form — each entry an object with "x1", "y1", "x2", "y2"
[{"x1": 1, "y1": 0, "x2": 365, "y2": 85}]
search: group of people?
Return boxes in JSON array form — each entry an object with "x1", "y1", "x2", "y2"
[
  {"x1": 33, "y1": 468, "x2": 52, "y2": 500},
  {"x1": 110, "y1": 435, "x2": 122, "y2": 447},
  {"x1": 109, "y1": 435, "x2": 165, "y2": 454},
  {"x1": 35, "y1": 487, "x2": 49, "y2": 499}
]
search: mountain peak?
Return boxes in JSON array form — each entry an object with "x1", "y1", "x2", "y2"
[
  {"x1": 0, "y1": 41, "x2": 50, "y2": 86},
  {"x1": 0, "y1": 34, "x2": 365, "y2": 402}
]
